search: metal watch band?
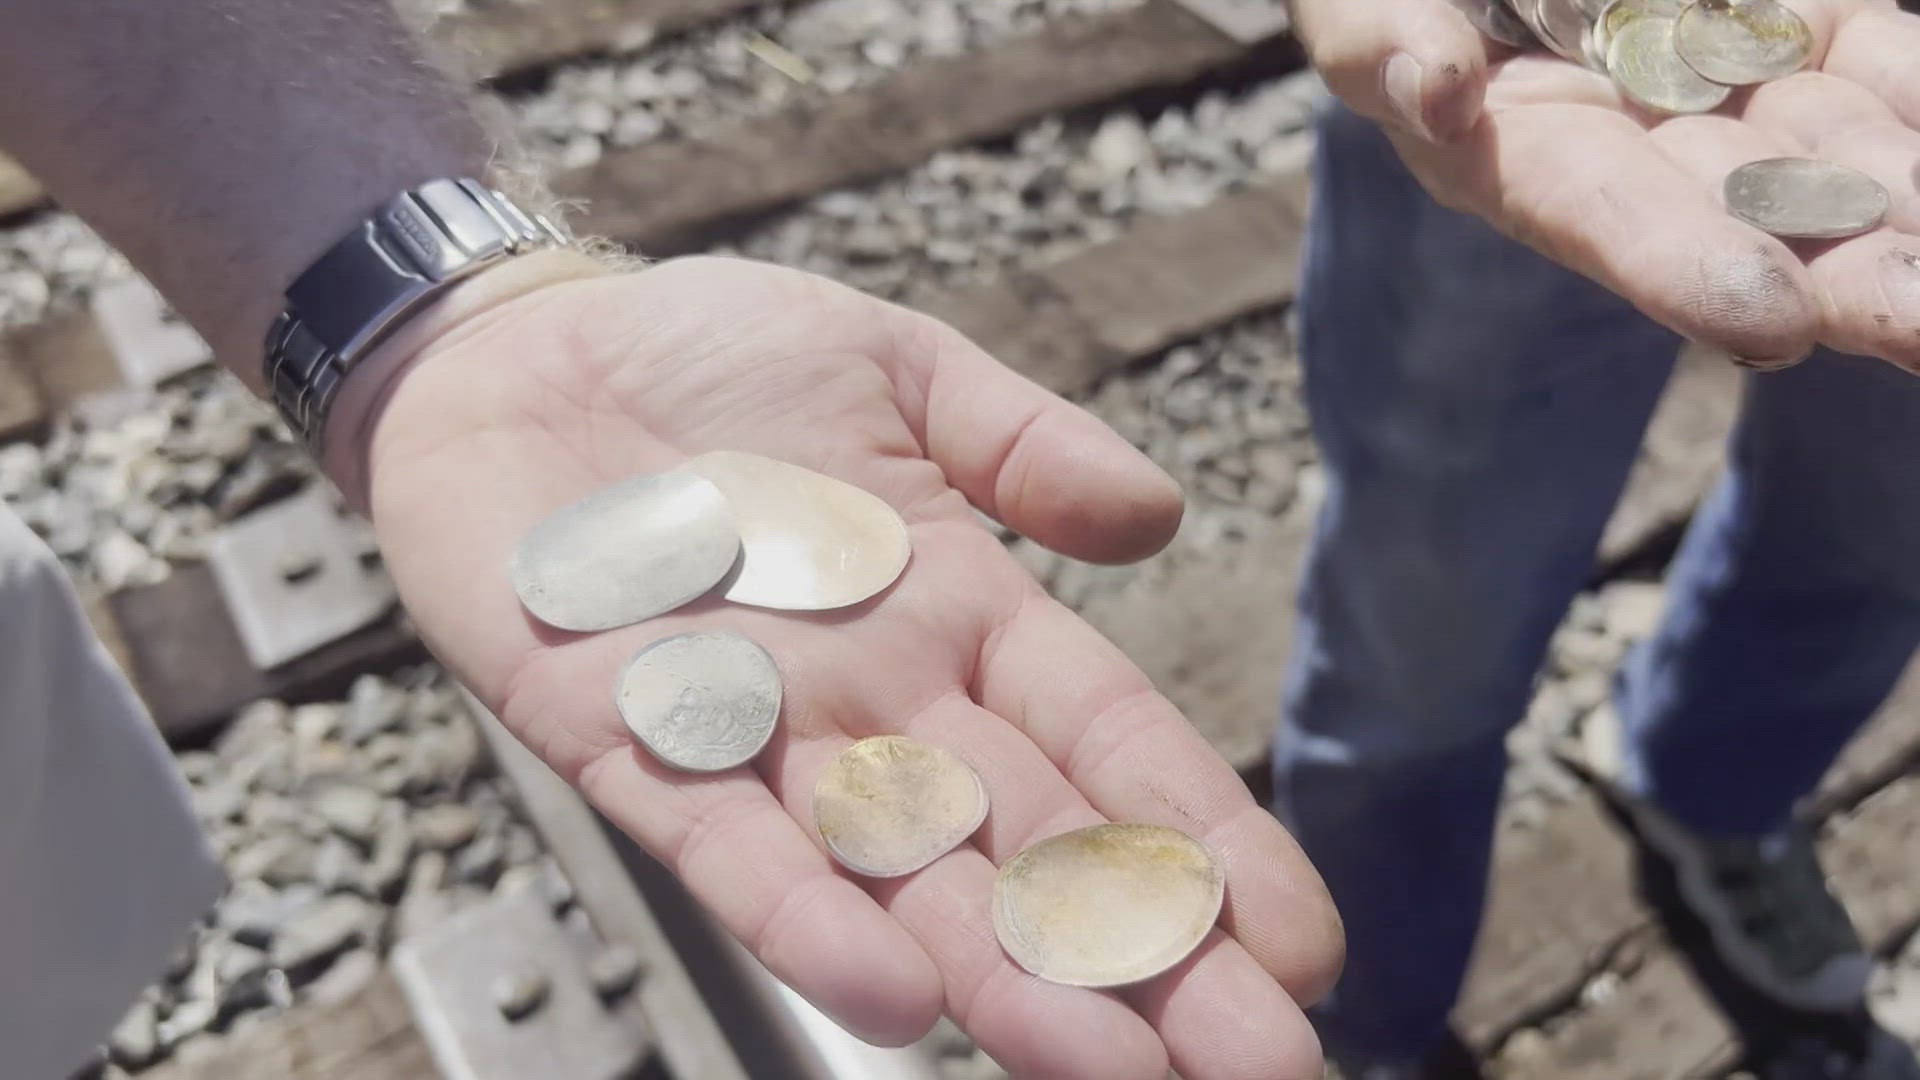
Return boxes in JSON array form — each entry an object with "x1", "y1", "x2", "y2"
[{"x1": 264, "y1": 178, "x2": 568, "y2": 447}]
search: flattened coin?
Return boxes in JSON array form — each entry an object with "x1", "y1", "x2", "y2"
[
  {"x1": 1449, "y1": 0, "x2": 1537, "y2": 48},
  {"x1": 616, "y1": 631, "x2": 781, "y2": 772},
  {"x1": 1600, "y1": 0, "x2": 1687, "y2": 38},
  {"x1": 1607, "y1": 15, "x2": 1732, "y2": 114},
  {"x1": 1674, "y1": 0, "x2": 1812, "y2": 85},
  {"x1": 688, "y1": 451, "x2": 911, "y2": 612},
  {"x1": 1724, "y1": 158, "x2": 1890, "y2": 239},
  {"x1": 1530, "y1": 0, "x2": 1591, "y2": 61},
  {"x1": 992, "y1": 823, "x2": 1224, "y2": 988},
  {"x1": 814, "y1": 736, "x2": 988, "y2": 877},
  {"x1": 511, "y1": 469, "x2": 740, "y2": 632}
]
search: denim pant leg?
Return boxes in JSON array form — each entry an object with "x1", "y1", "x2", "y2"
[
  {"x1": 1274, "y1": 102, "x2": 1682, "y2": 1062},
  {"x1": 1619, "y1": 350, "x2": 1920, "y2": 836}
]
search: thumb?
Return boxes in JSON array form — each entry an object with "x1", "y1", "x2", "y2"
[
  {"x1": 1292, "y1": 0, "x2": 1493, "y2": 142},
  {"x1": 884, "y1": 307, "x2": 1185, "y2": 566}
]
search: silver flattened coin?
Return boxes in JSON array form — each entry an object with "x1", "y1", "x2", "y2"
[
  {"x1": 1724, "y1": 158, "x2": 1890, "y2": 239},
  {"x1": 1595, "y1": 0, "x2": 1689, "y2": 66},
  {"x1": 1530, "y1": 0, "x2": 1592, "y2": 61},
  {"x1": 616, "y1": 630, "x2": 782, "y2": 773},
  {"x1": 688, "y1": 450, "x2": 911, "y2": 612},
  {"x1": 1607, "y1": 15, "x2": 1732, "y2": 114},
  {"x1": 1450, "y1": 0, "x2": 1537, "y2": 49},
  {"x1": 1673, "y1": 0, "x2": 1813, "y2": 85},
  {"x1": 992, "y1": 823, "x2": 1225, "y2": 988},
  {"x1": 511, "y1": 468, "x2": 740, "y2": 633},
  {"x1": 814, "y1": 736, "x2": 989, "y2": 877}
]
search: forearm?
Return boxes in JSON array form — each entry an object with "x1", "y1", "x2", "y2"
[{"x1": 0, "y1": 0, "x2": 494, "y2": 383}]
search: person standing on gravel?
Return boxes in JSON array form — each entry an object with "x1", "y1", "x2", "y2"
[
  {"x1": 0, "y1": 2, "x2": 1345, "y2": 1078},
  {"x1": 1281, "y1": 0, "x2": 1920, "y2": 1074}
]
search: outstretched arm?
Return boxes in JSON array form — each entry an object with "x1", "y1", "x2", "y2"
[{"x1": 0, "y1": 4, "x2": 1343, "y2": 1077}]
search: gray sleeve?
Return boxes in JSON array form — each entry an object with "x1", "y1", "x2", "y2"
[{"x1": 0, "y1": 508, "x2": 223, "y2": 1078}]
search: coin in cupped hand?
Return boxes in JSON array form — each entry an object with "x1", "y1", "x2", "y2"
[
  {"x1": 616, "y1": 630, "x2": 782, "y2": 773},
  {"x1": 1673, "y1": 0, "x2": 1813, "y2": 85},
  {"x1": 992, "y1": 823, "x2": 1224, "y2": 988},
  {"x1": 814, "y1": 736, "x2": 988, "y2": 877},
  {"x1": 688, "y1": 450, "x2": 911, "y2": 612},
  {"x1": 1453, "y1": 0, "x2": 1538, "y2": 48},
  {"x1": 1724, "y1": 158, "x2": 1890, "y2": 240},
  {"x1": 1607, "y1": 14, "x2": 1732, "y2": 114},
  {"x1": 511, "y1": 468, "x2": 740, "y2": 632}
]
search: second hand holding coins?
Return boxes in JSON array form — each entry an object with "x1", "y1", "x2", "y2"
[
  {"x1": 1454, "y1": 0, "x2": 1891, "y2": 240},
  {"x1": 510, "y1": 453, "x2": 1223, "y2": 988}
]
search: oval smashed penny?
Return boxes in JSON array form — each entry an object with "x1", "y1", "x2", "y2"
[
  {"x1": 688, "y1": 450, "x2": 911, "y2": 612},
  {"x1": 1724, "y1": 157, "x2": 1889, "y2": 240},
  {"x1": 992, "y1": 823, "x2": 1224, "y2": 988},
  {"x1": 814, "y1": 736, "x2": 988, "y2": 877},
  {"x1": 511, "y1": 468, "x2": 741, "y2": 632}
]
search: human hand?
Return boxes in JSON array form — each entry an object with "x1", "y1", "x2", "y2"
[
  {"x1": 1292, "y1": 0, "x2": 1920, "y2": 370},
  {"x1": 344, "y1": 252, "x2": 1343, "y2": 1080}
]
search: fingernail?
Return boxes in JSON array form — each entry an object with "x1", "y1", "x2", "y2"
[
  {"x1": 1383, "y1": 52, "x2": 1434, "y2": 141},
  {"x1": 1879, "y1": 248, "x2": 1920, "y2": 315},
  {"x1": 1428, "y1": 61, "x2": 1482, "y2": 141},
  {"x1": 1731, "y1": 353, "x2": 1806, "y2": 373}
]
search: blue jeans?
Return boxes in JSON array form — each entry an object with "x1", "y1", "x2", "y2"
[{"x1": 1274, "y1": 102, "x2": 1920, "y2": 1063}]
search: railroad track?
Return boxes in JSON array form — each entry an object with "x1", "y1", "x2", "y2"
[{"x1": 5, "y1": 0, "x2": 1919, "y2": 1076}]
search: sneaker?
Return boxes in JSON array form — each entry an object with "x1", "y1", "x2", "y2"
[{"x1": 1613, "y1": 792, "x2": 1872, "y2": 1014}]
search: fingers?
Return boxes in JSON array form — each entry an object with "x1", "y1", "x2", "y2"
[
  {"x1": 502, "y1": 636, "x2": 946, "y2": 1047},
  {"x1": 1429, "y1": 99, "x2": 1822, "y2": 363},
  {"x1": 763, "y1": 689, "x2": 1174, "y2": 1080},
  {"x1": 883, "y1": 307, "x2": 1184, "y2": 565},
  {"x1": 1124, "y1": 931, "x2": 1324, "y2": 1080},
  {"x1": 972, "y1": 593, "x2": 1347, "y2": 1006},
  {"x1": 762, "y1": 606, "x2": 1322, "y2": 1079},
  {"x1": 1729, "y1": 75, "x2": 1920, "y2": 366},
  {"x1": 1821, "y1": 3, "x2": 1920, "y2": 129},
  {"x1": 1291, "y1": 0, "x2": 1490, "y2": 141}
]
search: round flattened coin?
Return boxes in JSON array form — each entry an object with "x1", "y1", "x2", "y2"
[
  {"x1": 1607, "y1": 15, "x2": 1732, "y2": 114},
  {"x1": 1449, "y1": 0, "x2": 1537, "y2": 48},
  {"x1": 992, "y1": 823, "x2": 1225, "y2": 988},
  {"x1": 1673, "y1": 0, "x2": 1812, "y2": 85},
  {"x1": 1724, "y1": 157, "x2": 1890, "y2": 239},
  {"x1": 511, "y1": 469, "x2": 741, "y2": 632},
  {"x1": 615, "y1": 631, "x2": 781, "y2": 773},
  {"x1": 813, "y1": 736, "x2": 989, "y2": 877},
  {"x1": 688, "y1": 450, "x2": 911, "y2": 612}
]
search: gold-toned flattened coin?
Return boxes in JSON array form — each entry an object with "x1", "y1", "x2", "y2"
[
  {"x1": 1601, "y1": 0, "x2": 1687, "y2": 38},
  {"x1": 510, "y1": 469, "x2": 741, "y2": 632},
  {"x1": 688, "y1": 450, "x2": 911, "y2": 612},
  {"x1": 1724, "y1": 158, "x2": 1890, "y2": 239},
  {"x1": 1673, "y1": 0, "x2": 1812, "y2": 85},
  {"x1": 992, "y1": 823, "x2": 1225, "y2": 988},
  {"x1": 616, "y1": 630, "x2": 782, "y2": 773},
  {"x1": 814, "y1": 736, "x2": 988, "y2": 878},
  {"x1": 1607, "y1": 15, "x2": 1732, "y2": 114}
]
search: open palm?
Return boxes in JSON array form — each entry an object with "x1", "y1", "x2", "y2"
[
  {"x1": 1297, "y1": 0, "x2": 1920, "y2": 369},
  {"x1": 350, "y1": 254, "x2": 1341, "y2": 1080}
]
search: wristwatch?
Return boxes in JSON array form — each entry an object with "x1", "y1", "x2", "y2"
[{"x1": 263, "y1": 177, "x2": 569, "y2": 449}]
